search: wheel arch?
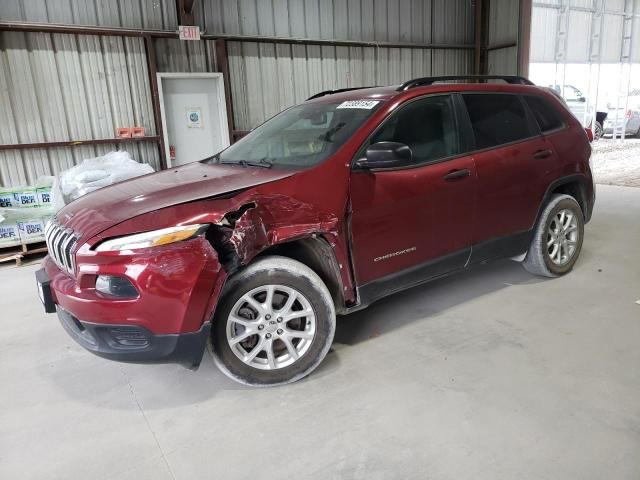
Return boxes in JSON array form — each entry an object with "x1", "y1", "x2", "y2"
[
  {"x1": 550, "y1": 178, "x2": 587, "y2": 216},
  {"x1": 256, "y1": 236, "x2": 348, "y2": 314},
  {"x1": 536, "y1": 175, "x2": 592, "y2": 227}
]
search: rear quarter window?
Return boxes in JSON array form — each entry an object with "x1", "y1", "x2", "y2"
[
  {"x1": 524, "y1": 95, "x2": 565, "y2": 133},
  {"x1": 462, "y1": 93, "x2": 535, "y2": 150}
]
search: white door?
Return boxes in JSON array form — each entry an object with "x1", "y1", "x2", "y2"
[{"x1": 158, "y1": 73, "x2": 230, "y2": 167}]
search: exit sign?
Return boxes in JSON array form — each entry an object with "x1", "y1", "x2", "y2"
[{"x1": 179, "y1": 25, "x2": 200, "y2": 41}]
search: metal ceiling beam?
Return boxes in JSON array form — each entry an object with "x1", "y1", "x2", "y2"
[
  {"x1": 474, "y1": 0, "x2": 491, "y2": 74},
  {"x1": 0, "y1": 21, "x2": 474, "y2": 50},
  {"x1": 518, "y1": 0, "x2": 532, "y2": 76},
  {"x1": 0, "y1": 136, "x2": 161, "y2": 152},
  {"x1": 214, "y1": 40, "x2": 235, "y2": 145},
  {"x1": 144, "y1": 36, "x2": 167, "y2": 171},
  {"x1": 199, "y1": 33, "x2": 475, "y2": 50},
  {"x1": 175, "y1": 0, "x2": 196, "y2": 26},
  {"x1": 0, "y1": 21, "x2": 177, "y2": 38},
  {"x1": 474, "y1": 0, "x2": 483, "y2": 73}
]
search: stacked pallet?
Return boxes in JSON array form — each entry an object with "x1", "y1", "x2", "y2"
[{"x1": 0, "y1": 180, "x2": 53, "y2": 266}]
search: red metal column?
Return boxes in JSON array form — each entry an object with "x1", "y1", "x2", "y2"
[{"x1": 144, "y1": 35, "x2": 167, "y2": 170}]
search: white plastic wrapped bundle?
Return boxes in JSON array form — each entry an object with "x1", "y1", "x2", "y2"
[{"x1": 53, "y1": 151, "x2": 154, "y2": 208}]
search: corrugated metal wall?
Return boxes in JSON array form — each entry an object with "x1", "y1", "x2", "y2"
[
  {"x1": 227, "y1": 42, "x2": 472, "y2": 130},
  {"x1": 155, "y1": 38, "x2": 218, "y2": 72},
  {"x1": 144, "y1": 0, "x2": 476, "y2": 132},
  {"x1": 198, "y1": 0, "x2": 473, "y2": 44},
  {"x1": 0, "y1": 0, "x2": 475, "y2": 44},
  {"x1": 215, "y1": 0, "x2": 476, "y2": 130},
  {"x1": 529, "y1": 0, "x2": 639, "y2": 139},
  {"x1": 489, "y1": 47, "x2": 519, "y2": 74},
  {"x1": 155, "y1": 39, "x2": 473, "y2": 132},
  {"x1": 0, "y1": 0, "x2": 482, "y2": 187},
  {"x1": 0, "y1": 0, "x2": 178, "y2": 29},
  {"x1": 487, "y1": 0, "x2": 520, "y2": 74},
  {"x1": 0, "y1": 31, "x2": 159, "y2": 187},
  {"x1": 531, "y1": 0, "x2": 640, "y2": 63}
]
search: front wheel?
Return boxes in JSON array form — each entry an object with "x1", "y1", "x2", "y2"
[
  {"x1": 211, "y1": 256, "x2": 336, "y2": 386},
  {"x1": 523, "y1": 194, "x2": 584, "y2": 277}
]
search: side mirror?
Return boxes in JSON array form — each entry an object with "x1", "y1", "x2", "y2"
[{"x1": 356, "y1": 142, "x2": 412, "y2": 169}]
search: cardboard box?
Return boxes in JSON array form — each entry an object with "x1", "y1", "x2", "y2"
[
  {"x1": 131, "y1": 126, "x2": 145, "y2": 137},
  {"x1": 116, "y1": 127, "x2": 132, "y2": 138}
]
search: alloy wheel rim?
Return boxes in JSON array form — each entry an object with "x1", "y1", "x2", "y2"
[
  {"x1": 226, "y1": 285, "x2": 316, "y2": 370},
  {"x1": 547, "y1": 208, "x2": 579, "y2": 266}
]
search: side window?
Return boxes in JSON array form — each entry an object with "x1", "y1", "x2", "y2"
[
  {"x1": 524, "y1": 95, "x2": 564, "y2": 133},
  {"x1": 463, "y1": 93, "x2": 534, "y2": 150},
  {"x1": 370, "y1": 95, "x2": 461, "y2": 165}
]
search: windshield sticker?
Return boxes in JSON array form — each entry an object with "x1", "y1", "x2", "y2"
[{"x1": 336, "y1": 100, "x2": 380, "y2": 110}]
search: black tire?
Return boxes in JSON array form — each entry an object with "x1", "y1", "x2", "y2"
[
  {"x1": 211, "y1": 256, "x2": 335, "y2": 387},
  {"x1": 594, "y1": 121, "x2": 603, "y2": 141},
  {"x1": 523, "y1": 194, "x2": 584, "y2": 277}
]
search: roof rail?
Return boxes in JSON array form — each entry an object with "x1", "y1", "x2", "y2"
[
  {"x1": 397, "y1": 75, "x2": 534, "y2": 91},
  {"x1": 307, "y1": 86, "x2": 375, "y2": 100}
]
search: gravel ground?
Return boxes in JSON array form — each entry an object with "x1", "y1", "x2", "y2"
[{"x1": 591, "y1": 137, "x2": 640, "y2": 187}]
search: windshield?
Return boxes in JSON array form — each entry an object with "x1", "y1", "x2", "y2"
[{"x1": 209, "y1": 100, "x2": 383, "y2": 169}]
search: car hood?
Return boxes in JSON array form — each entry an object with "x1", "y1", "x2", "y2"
[{"x1": 57, "y1": 162, "x2": 295, "y2": 240}]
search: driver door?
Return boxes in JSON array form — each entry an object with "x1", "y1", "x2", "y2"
[{"x1": 349, "y1": 94, "x2": 476, "y2": 290}]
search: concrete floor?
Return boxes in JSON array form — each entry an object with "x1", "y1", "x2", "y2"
[{"x1": 1, "y1": 185, "x2": 639, "y2": 480}]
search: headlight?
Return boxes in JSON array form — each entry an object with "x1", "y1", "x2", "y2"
[{"x1": 95, "y1": 224, "x2": 207, "y2": 252}]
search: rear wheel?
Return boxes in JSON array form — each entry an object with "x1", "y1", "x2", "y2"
[
  {"x1": 523, "y1": 194, "x2": 584, "y2": 277},
  {"x1": 211, "y1": 256, "x2": 335, "y2": 386},
  {"x1": 594, "y1": 121, "x2": 603, "y2": 140}
]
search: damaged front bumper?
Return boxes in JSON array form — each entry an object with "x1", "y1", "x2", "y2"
[
  {"x1": 38, "y1": 235, "x2": 227, "y2": 368},
  {"x1": 56, "y1": 306, "x2": 211, "y2": 369}
]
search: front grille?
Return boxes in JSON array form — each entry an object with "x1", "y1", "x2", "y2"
[{"x1": 44, "y1": 220, "x2": 79, "y2": 276}]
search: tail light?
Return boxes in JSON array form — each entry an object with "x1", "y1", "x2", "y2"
[{"x1": 626, "y1": 110, "x2": 633, "y2": 119}]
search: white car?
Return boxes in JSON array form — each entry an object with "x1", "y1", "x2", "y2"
[
  {"x1": 603, "y1": 89, "x2": 640, "y2": 138},
  {"x1": 549, "y1": 84, "x2": 608, "y2": 140}
]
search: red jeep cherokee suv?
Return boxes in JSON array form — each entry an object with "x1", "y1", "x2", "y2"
[{"x1": 36, "y1": 75, "x2": 594, "y2": 386}]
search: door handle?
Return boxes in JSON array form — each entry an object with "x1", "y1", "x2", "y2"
[
  {"x1": 533, "y1": 149, "x2": 552, "y2": 159},
  {"x1": 444, "y1": 168, "x2": 471, "y2": 181}
]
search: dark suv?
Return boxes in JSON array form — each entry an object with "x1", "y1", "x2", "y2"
[{"x1": 37, "y1": 75, "x2": 594, "y2": 386}]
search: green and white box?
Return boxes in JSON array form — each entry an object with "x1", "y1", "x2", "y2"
[
  {"x1": 0, "y1": 188, "x2": 16, "y2": 208},
  {"x1": 18, "y1": 218, "x2": 46, "y2": 243},
  {"x1": 13, "y1": 188, "x2": 38, "y2": 208},
  {"x1": 0, "y1": 223, "x2": 21, "y2": 247},
  {"x1": 36, "y1": 186, "x2": 52, "y2": 207}
]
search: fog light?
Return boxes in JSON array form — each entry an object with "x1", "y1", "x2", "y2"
[{"x1": 95, "y1": 275, "x2": 138, "y2": 298}]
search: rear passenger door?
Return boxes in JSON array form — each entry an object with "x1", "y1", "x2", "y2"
[{"x1": 460, "y1": 92, "x2": 558, "y2": 261}]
